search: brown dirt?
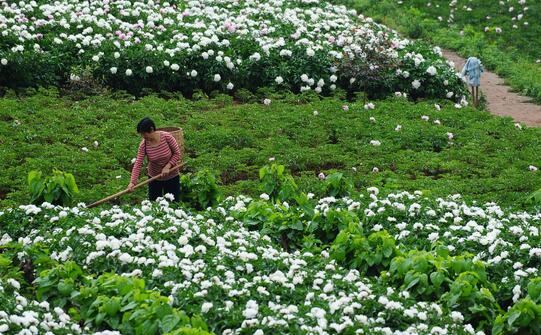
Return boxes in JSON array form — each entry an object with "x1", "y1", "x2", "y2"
[{"x1": 442, "y1": 49, "x2": 541, "y2": 127}]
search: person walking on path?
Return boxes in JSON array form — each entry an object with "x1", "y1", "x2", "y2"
[
  {"x1": 127, "y1": 117, "x2": 182, "y2": 201},
  {"x1": 461, "y1": 56, "x2": 484, "y2": 107}
]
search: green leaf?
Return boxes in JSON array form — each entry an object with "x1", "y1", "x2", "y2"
[
  {"x1": 507, "y1": 310, "x2": 522, "y2": 327},
  {"x1": 95, "y1": 312, "x2": 106, "y2": 325},
  {"x1": 57, "y1": 280, "x2": 74, "y2": 296},
  {"x1": 120, "y1": 301, "x2": 138, "y2": 312},
  {"x1": 103, "y1": 297, "x2": 121, "y2": 316},
  {"x1": 430, "y1": 271, "x2": 446, "y2": 288},
  {"x1": 161, "y1": 314, "x2": 181, "y2": 333}
]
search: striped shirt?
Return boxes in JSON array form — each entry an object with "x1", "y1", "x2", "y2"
[{"x1": 130, "y1": 131, "x2": 181, "y2": 185}]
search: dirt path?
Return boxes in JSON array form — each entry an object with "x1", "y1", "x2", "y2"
[{"x1": 442, "y1": 49, "x2": 541, "y2": 127}]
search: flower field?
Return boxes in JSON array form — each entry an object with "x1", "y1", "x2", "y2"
[
  {"x1": 3, "y1": 0, "x2": 541, "y2": 334},
  {"x1": 2, "y1": 189, "x2": 541, "y2": 334},
  {"x1": 0, "y1": 0, "x2": 467, "y2": 100}
]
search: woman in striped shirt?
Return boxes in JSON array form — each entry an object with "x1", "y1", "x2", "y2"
[{"x1": 127, "y1": 117, "x2": 181, "y2": 201}]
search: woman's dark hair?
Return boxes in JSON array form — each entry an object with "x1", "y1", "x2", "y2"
[{"x1": 137, "y1": 117, "x2": 156, "y2": 133}]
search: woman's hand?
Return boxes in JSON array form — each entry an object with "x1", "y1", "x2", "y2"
[
  {"x1": 127, "y1": 183, "x2": 135, "y2": 192},
  {"x1": 161, "y1": 165, "x2": 170, "y2": 177}
]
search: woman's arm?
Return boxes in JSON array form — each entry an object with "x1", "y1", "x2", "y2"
[{"x1": 130, "y1": 140, "x2": 146, "y2": 185}]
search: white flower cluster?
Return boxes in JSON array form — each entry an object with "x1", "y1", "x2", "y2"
[
  {"x1": 0, "y1": 0, "x2": 463, "y2": 99},
  {"x1": 0, "y1": 194, "x2": 485, "y2": 334}
]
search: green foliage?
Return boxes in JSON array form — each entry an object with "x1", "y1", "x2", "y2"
[
  {"x1": 386, "y1": 248, "x2": 500, "y2": 327},
  {"x1": 528, "y1": 278, "x2": 541, "y2": 304},
  {"x1": 323, "y1": 172, "x2": 354, "y2": 198},
  {"x1": 308, "y1": 207, "x2": 359, "y2": 245},
  {"x1": 33, "y1": 262, "x2": 213, "y2": 335},
  {"x1": 388, "y1": 250, "x2": 488, "y2": 300},
  {"x1": 179, "y1": 169, "x2": 221, "y2": 210},
  {"x1": 259, "y1": 163, "x2": 299, "y2": 203},
  {"x1": 493, "y1": 298, "x2": 541, "y2": 335},
  {"x1": 2, "y1": 92, "x2": 541, "y2": 209},
  {"x1": 34, "y1": 261, "x2": 87, "y2": 308},
  {"x1": 330, "y1": 224, "x2": 398, "y2": 275},
  {"x1": 28, "y1": 169, "x2": 79, "y2": 206}
]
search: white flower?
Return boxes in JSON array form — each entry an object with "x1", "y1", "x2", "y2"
[
  {"x1": 529, "y1": 165, "x2": 538, "y2": 171},
  {"x1": 515, "y1": 123, "x2": 523, "y2": 129},
  {"x1": 118, "y1": 253, "x2": 133, "y2": 264},
  {"x1": 113, "y1": 52, "x2": 120, "y2": 59},
  {"x1": 330, "y1": 75, "x2": 337, "y2": 82},
  {"x1": 446, "y1": 91, "x2": 454, "y2": 98},
  {"x1": 92, "y1": 55, "x2": 100, "y2": 62},
  {"x1": 171, "y1": 63, "x2": 180, "y2": 71},
  {"x1": 125, "y1": 69, "x2": 133, "y2": 76},
  {"x1": 163, "y1": 60, "x2": 170, "y2": 67},
  {"x1": 313, "y1": 110, "x2": 319, "y2": 116},
  {"x1": 81, "y1": 147, "x2": 89, "y2": 152},
  {"x1": 263, "y1": 98, "x2": 271, "y2": 106},
  {"x1": 145, "y1": 66, "x2": 153, "y2": 74},
  {"x1": 435, "y1": 104, "x2": 441, "y2": 111},
  {"x1": 227, "y1": 82, "x2": 234, "y2": 90},
  {"x1": 370, "y1": 140, "x2": 381, "y2": 146},
  {"x1": 367, "y1": 187, "x2": 379, "y2": 195},
  {"x1": 318, "y1": 172, "x2": 326, "y2": 180},
  {"x1": 426, "y1": 66, "x2": 437, "y2": 76},
  {"x1": 201, "y1": 302, "x2": 213, "y2": 313},
  {"x1": 421, "y1": 115, "x2": 429, "y2": 121},
  {"x1": 260, "y1": 193, "x2": 270, "y2": 201},
  {"x1": 364, "y1": 103, "x2": 375, "y2": 110},
  {"x1": 243, "y1": 300, "x2": 259, "y2": 319},
  {"x1": 395, "y1": 124, "x2": 402, "y2": 131},
  {"x1": 213, "y1": 74, "x2": 221, "y2": 82},
  {"x1": 447, "y1": 132, "x2": 454, "y2": 140},
  {"x1": 275, "y1": 76, "x2": 284, "y2": 84},
  {"x1": 178, "y1": 235, "x2": 189, "y2": 245},
  {"x1": 342, "y1": 105, "x2": 349, "y2": 111},
  {"x1": 7, "y1": 278, "x2": 20, "y2": 290},
  {"x1": 110, "y1": 67, "x2": 118, "y2": 74},
  {"x1": 323, "y1": 283, "x2": 334, "y2": 293},
  {"x1": 249, "y1": 52, "x2": 261, "y2": 61},
  {"x1": 301, "y1": 74, "x2": 309, "y2": 82},
  {"x1": 1, "y1": 58, "x2": 8, "y2": 66},
  {"x1": 372, "y1": 167, "x2": 379, "y2": 173},
  {"x1": 93, "y1": 141, "x2": 99, "y2": 148},
  {"x1": 190, "y1": 70, "x2": 198, "y2": 77},
  {"x1": 412, "y1": 80, "x2": 421, "y2": 89},
  {"x1": 306, "y1": 48, "x2": 315, "y2": 57}
]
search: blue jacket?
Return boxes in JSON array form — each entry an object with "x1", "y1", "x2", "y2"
[{"x1": 461, "y1": 57, "x2": 484, "y2": 86}]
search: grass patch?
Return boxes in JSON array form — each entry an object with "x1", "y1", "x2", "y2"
[{"x1": 1, "y1": 88, "x2": 541, "y2": 208}]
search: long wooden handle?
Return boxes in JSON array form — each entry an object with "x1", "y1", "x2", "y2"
[{"x1": 86, "y1": 162, "x2": 185, "y2": 208}]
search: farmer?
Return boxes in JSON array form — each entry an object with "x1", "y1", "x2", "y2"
[
  {"x1": 461, "y1": 56, "x2": 484, "y2": 107},
  {"x1": 127, "y1": 117, "x2": 182, "y2": 201}
]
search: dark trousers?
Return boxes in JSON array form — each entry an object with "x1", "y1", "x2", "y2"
[{"x1": 148, "y1": 175, "x2": 180, "y2": 202}]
